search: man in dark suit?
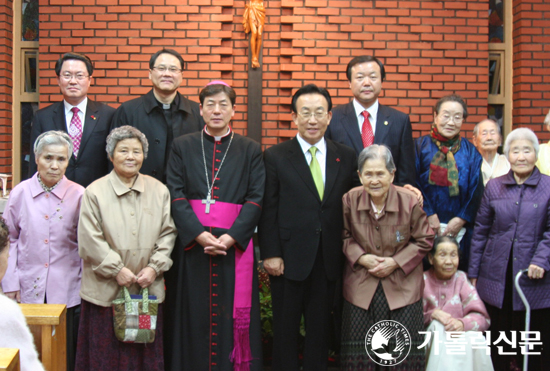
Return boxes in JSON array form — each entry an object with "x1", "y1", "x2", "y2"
[
  {"x1": 111, "y1": 48, "x2": 204, "y2": 183},
  {"x1": 259, "y1": 84, "x2": 357, "y2": 371},
  {"x1": 326, "y1": 56, "x2": 417, "y2": 189},
  {"x1": 29, "y1": 52, "x2": 115, "y2": 188}
]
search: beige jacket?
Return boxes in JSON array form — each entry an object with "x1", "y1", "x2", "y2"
[
  {"x1": 78, "y1": 171, "x2": 177, "y2": 307},
  {"x1": 342, "y1": 185, "x2": 434, "y2": 311}
]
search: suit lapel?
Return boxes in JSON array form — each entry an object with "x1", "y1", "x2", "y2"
[
  {"x1": 374, "y1": 104, "x2": 390, "y2": 145},
  {"x1": 52, "y1": 102, "x2": 68, "y2": 132},
  {"x1": 341, "y1": 102, "x2": 363, "y2": 154},
  {"x1": 287, "y1": 138, "x2": 322, "y2": 202},
  {"x1": 323, "y1": 140, "x2": 341, "y2": 203},
  {"x1": 78, "y1": 99, "x2": 99, "y2": 156}
]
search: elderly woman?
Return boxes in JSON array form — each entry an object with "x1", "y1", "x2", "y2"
[
  {"x1": 340, "y1": 144, "x2": 434, "y2": 370},
  {"x1": 1, "y1": 130, "x2": 84, "y2": 371},
  {"x1": 535, "y1": 109, "x2": 550, "y2": 175},
  {"x1": 469, "y1": 128, "x2": 550, "y2": 371},
  {"x1": 472, "y1": 119, "x2": 510, "y2": 185},
  {"x1": 0, "y1": 217, "x2": 46, "y2": 371},
  {"x1": 415, "y1": 94, "x2": 483, "y2": 270},
  {"x1": 75, "y1": 126, "x2": 177, "y2": 371},
  {"x1": 423, "y1": 236, "x2": 492, "y2": 371}
]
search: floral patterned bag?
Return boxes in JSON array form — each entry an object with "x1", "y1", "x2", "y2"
[{"x1": 112, "y1": 287, "x2": 158, "y2": 343}]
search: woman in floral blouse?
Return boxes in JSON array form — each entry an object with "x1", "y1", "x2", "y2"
[{"x1": 423, "y1": 236, "x2": 493, "y2": 371}]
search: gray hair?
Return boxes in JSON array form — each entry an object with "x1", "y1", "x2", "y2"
[
  {"x1": 106, "y1": 126, "x2": 149, "y2": 159},
  {"x1": 358, "y1": 144, "x2": 396, "y2": 174},
  {"x1": 34, "y1": 130, "x2": 73, "y2": 158},
  {"x1": 473, "y1": 119, "x2": 501, "y2": 137},
  {"x1": 503, "y1": 127, "x2": 540, "y2": 159}
]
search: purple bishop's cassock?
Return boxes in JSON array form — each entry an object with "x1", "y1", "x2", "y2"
[{"x1": 164, "y1": 127, "x2": 265, "y2": 371}]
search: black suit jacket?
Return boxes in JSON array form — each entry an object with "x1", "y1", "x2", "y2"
[
  {"x1": 325, "y1": 101, "x2": 415, "y2": 186},
  {"x1": 110, "y1": 90, "x2": 205, "y2": 183},
  {"x1": 258, "y1": 138, "x2": 357, "y2": 282},
  {"x1": 29, "y1": 99, "x2": 115, "y2": 188}
]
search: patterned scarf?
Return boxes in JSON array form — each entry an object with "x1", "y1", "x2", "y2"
[{"x1": 429, "y1": 125, "x2": 461, "y2": 197}]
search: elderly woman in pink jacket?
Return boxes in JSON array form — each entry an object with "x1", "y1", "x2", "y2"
[{"x1": 1, "y1": 131, "x2": 84, "y2": 371}]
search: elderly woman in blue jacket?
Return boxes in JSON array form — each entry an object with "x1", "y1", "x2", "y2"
[
  {"x1": 415, "y1": 94, "x2": 483, "y2": 270},
  {"x1": 469, "y1": 127, "x2": 550, "y2": 371}
]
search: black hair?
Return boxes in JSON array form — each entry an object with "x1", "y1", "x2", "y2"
[
  {"x1": 434, "y1": 94, "x2": 469, "y2": 119},
  {"x1": 346, "y1": 56, "x2": 386, "y2": 82},
  {"x1": 428, "y1": 235, "x2": 461, "y2": 259},
  {"x1": 149, "y1": 48, "x2": 185, "y2": 71},
  {"x1": 54, "y1": 52, "x2": 94, "y2": 76},
  {"x1": 199, "y1": 84, "x2": 236, "y2": 106},
  {"x1": 290, "y1": 84, "x2": 332, "y2": 113}
]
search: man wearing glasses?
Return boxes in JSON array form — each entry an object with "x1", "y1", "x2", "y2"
[
  {"x1": 29, "y1": 52, "x2": 115, "y2": 187},
  {"x1": 111, "y1": 48, "x2": 204, "y2": 182}
]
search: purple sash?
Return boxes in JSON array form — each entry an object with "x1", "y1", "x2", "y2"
[{"x1": 189, "y1": 200, "x2": 253, "y2": 371}]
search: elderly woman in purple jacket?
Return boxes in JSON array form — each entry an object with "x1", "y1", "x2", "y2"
[{"x1": 469, "y1": 127, "x2": 550, "y2": 371}]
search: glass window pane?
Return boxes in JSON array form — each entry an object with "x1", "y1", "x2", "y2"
[
  {"x1": 488, "y1": 104, "x2": 504, "y2": 132},
  {"x1": 22, "y1": 0, "x2": 39, "y2": 41},
  {"x1": 489, "y1": 0, "x2": 504, "y2": 43},
  {"x1": 23, "y1": 50, "x2": 38, "y2": 93},
  {"x1": 21, "y1": 102, "x2": 38, "y2": 181}
]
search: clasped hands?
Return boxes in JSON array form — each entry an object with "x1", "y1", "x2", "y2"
[
  {"x1": 116, "y1": 266, "x2": 157, "y2": 288},
  {"x1": 431, "y1": 309, "x2": 465, "y2": 332},
  {"x1": 358, "y1": 254, "x2": 398, "y2": 278},
  {"x1": 196, "y1": 231, "x2": 236, "y2": 256}
]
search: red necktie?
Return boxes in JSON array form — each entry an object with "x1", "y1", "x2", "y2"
[
  {"x1": 68, "y1": 107, "x2": 83, "y2": 157},
  {"x1": 361, "y1": 110, "x2": 374, "y2": 148}
]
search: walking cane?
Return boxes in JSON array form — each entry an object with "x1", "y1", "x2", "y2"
[{"x1": 514, "y1": 269, "x2": 530, "y2": 371}]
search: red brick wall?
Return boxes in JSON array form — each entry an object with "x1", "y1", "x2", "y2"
[
  {"x1": 0, "y1": 0, "x2": 12, "y2": 175},
  {"x1": 37, "y1": 0, "x2": 490, "y2": 148},
  {"x1": 512, "y1": 0, "x2": 550, "y2": 142}
]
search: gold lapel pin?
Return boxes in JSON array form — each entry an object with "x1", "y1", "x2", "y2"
[{"x1": 384, "y1": 121, "x2": 388, "y2": 126}]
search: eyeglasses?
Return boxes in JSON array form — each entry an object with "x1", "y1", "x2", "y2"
[
  {"x1": 60, "y1": 73, "x2": 89, "y2": 81},
  {"x1": 152, "y1": 65, "x2": 182, "y2": 74},
  {"x1": 298, "y1": 111, "x2": 328, "y2": 121},
  {"x1": 438, "y1": 113, "x2": 464, "y2": 123}
]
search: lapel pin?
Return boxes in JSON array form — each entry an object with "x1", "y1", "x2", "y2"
[
  {"x1": 384, "y1": 121, "x2": 388, "y2": 126},
  {"x1": 91, "y1": 115, "x2": 97, "y2": 120},
  {"x1": 336, "y1": 158, "x2": 340, "y2": 162}
]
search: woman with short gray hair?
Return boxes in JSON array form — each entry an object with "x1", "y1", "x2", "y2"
[
  {"x1": 76, "y1": 125, "x2": 177, "y2": 371},
  {"x1": 341, "y1": 144, "x2": 434, "y2": 369},
  {"x1": 470, "y1": 127, "x2": 550, "y2": 370},
  {"x1": 1, "y1": 130, "x2": 85, "y2": 371},
  {"x1": 105, "y1": 125, "x2": 149, "y2": 160}
]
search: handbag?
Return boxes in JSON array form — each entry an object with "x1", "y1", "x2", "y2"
[{"x1": 112, "y1": 286, "x2": 158, "y2": 343}]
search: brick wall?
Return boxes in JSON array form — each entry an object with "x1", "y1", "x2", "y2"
[
  {"x1": 37, "y1": 0, "x2": 490, "y2": 148},
  {"x1": 0, "y1": 0, "x2": 12, "y2": 175},
  {"x1": 512, "y1": 0, "x2": 550, "y2": 142}
]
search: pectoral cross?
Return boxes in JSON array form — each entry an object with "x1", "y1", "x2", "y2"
[{"x1": 202, "y1": 194, "x2": 216, "y2": 214}]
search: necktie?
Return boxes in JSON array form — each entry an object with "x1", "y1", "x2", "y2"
[
  {"x1": 361, "y1": 110, "x2": 374, "y2": 148},
  {"x1": 68, "y1": 107, "x2": 83, "y2": 157},
  {"x1": 309, "y1": 146, "x2": 324, "y2": 199}
]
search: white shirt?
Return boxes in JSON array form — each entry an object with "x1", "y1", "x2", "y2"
[
  {"x1": 353, "y1": 98, "x2": 379, "y2": 137},
  {"x1": 296, "y1": 134, "x2": 327, "y2": 184},
  {"x1": 63, "y1": 97, "x2": 88, "y2": 132}
]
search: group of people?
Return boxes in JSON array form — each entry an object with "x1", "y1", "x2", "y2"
[{"x1": 0, "y1": 49, "x2": 548, "y2": 371}]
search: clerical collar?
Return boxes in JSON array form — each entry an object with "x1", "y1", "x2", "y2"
[
  {"x1": 155, "y1": 93, "x2": 179, "y2": 111},
  {"x1": 204, "y1": 126, "x2": 232, "y2": 141},
  {"x1": 37, "y1": 174, "x2": 60, "y2": 193}
]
